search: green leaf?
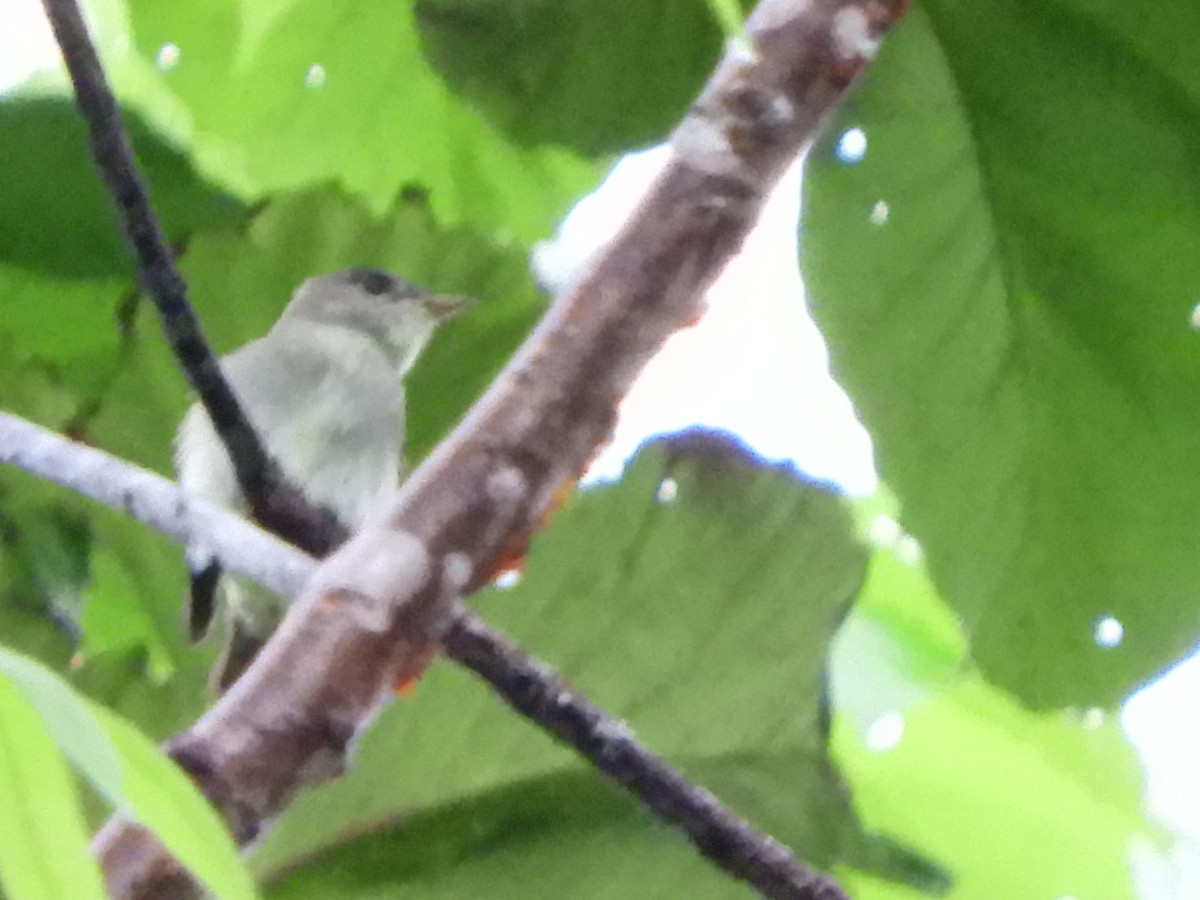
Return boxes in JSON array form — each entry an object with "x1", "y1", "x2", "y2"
[
  {"x1": 119, "y1": 0, "x2": 598, "y2": 242},
  {"x1": 0, "y1": 274, "x2": 119, "y2": 436},
  {"x1": 0, "y1": 673, "x2": 105, "y2": 900},
  {"x1": 703, "y1": 0, "x2": 747, "y2": 40},
  {"x1": 0, "y1": 96, "x2": 244, "y2": 278},
  {"x1": 83, "y1": 308, "x2": 190, "y2": 473},
  {"x1": 0, "y1": 467, "x2": 92, "y2": 664},
  {"x1": 248, "y1": 432, "x2": 932, "y2": 893},
  {"x1": 0, "y1": 267, "x2": 128, "y2": 368},
  {"x1": 800, "y1": 3, "x2": 1200, "y2": 707},
  {"x1": 835, "y1": 679, "x2": 1155, "y2": 900},
  {"x1": 267, "y1": 770, "x2": 764, "y2": 899},
  {"x1": 414, "y1": 0, "x2": 746, "y2": 155},
  {"x1": 77, "y1": 526, "x2": 181, "y2": 683},
  {"x1": 0, "y1": 648, "x2": 256, "y2": 899},
  {"x1": 832, "y1": 527, "x2": 1162, "y2": 899},
  {"x1": 91, "y1": 706, "x2": 257, "y2": 899}
]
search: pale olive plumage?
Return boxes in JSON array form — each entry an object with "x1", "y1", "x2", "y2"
[{"x1": 175, "y1": 268, "x2": 465, "y2": 689}]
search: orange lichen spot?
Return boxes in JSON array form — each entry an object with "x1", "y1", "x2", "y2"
[
  {"x1": 392, "y1": 643, "x2": 441, "y2": 695},
  {"x1": 542, "y1": 474, "x2": 579, "y2": 527},
  {"x1": 393, "y1": 673, "x2": 424, "y2": 696},
  {"x1": 482, "y1": 470, "x2": 584, "y2": 586},
  {"x1": 482, "y1": 432, "x2": 616, "y2": 590},
  {"x1": 485, "y1": 534, "x2": 531, "y2": 585}
]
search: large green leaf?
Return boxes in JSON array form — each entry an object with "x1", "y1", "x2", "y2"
[
  {"x1": 413, "y1": 0, "x2": 748, "y2": 155},
  {"x1": 0, "y1": 648, "x2": 256, "y2": 899},
  {"x1": 0, "y1": 673, "x2": 105, "y2": 900},
  {"x1": 836, "y1": 679, "x2": 1153, "y2": 900},
  {"x1": 0, "y1": 96, "x2": 244, "y2": 278},
  {"x1": 0, "y1": 265, "x2": 140, "y2": 448},
  {"x1": 117, "y1": 0, "x2": 597, "y2": 241},
  {"x1": 801, "y1": 3, "x2": 1200, "y2": 708},
  {"x1": 832, "y1": 513, "x2": 1161, "y2": 898},
  {"x1": 266, "y1": 771, "x2": 763, "y2": 899},
  {"x1": 248, "y1": 433, "x2": 933, "y2": 893}
]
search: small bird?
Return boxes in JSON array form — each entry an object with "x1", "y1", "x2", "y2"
[{"x1": 175, "y1": 268, "x2": 467, "y2": 690}]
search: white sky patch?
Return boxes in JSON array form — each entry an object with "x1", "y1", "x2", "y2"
[
  {"x1": 0, "y1": 1, "x2": 59, "y2": 93},
  {"x1": 492, "y1": 569, "x2": 522, "y2": 590},
  {"x1": 1125, "y1": 651, "x2": 1200, "y2": 841},
  {"x1": 536, "y1": 146, "x2": 877, "y2": 495},
  {"x1": 1127, "y1": 832, "x2": 1200, "y2": 900},
  {"x1": 866, "y1": 514, "x2": 902, "y2": 549},
  {"x1": 893, "y1": 533, "x2": 922, "y2": 566},
  {"x1": 1080, "y1": 707, "x2": 1105, "y2": 730}
]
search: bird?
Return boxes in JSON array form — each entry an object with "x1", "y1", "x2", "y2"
[{"x1": 175, "y1": 267, "x2": 467, "y2": 690}]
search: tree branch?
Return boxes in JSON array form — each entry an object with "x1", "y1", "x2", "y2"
[
  {"x1": 0, "y1": 412, "x2": 847, "y2": 900},
  {"x1": 0, "y1": 412, "x2": 313, "y2": 600},
  {"x1": 38, "y1": 0, "x2": 911, "y2": 896},
  {"x1": 40, "y1": 0, "x2": 344, "y2": 553},
  {"x1": 446, "y1": 615, "x2": 851, "y2": 900}
]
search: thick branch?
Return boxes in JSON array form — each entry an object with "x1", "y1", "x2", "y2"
[
  {"x1": 41, "y1": 0, "x2": 910, "y2": 896},
  {"x1": 40, "y1": 0, "x2": 343, "y2": 553},
  {"x1": 0, "y1": 412, "x2": 846, "y2": 900}
]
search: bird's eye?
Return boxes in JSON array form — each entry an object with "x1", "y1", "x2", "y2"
[{"x1": 344, "y1": 268, "x2": 397, "y2": 296}]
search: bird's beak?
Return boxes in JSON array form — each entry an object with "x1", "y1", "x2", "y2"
[{"x1": 422, "y1": 294, "x2": 472, "y2": 322}]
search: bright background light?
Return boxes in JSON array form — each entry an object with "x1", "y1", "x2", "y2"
[
  {"x1": 535, "y1": 146, "x2": 877, "y2": 494},
  {"x1": 0, "y1": 3, "x2": 56, "y2": 91}
]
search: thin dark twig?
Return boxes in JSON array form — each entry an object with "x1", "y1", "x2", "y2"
[
  {"x1": 39, "y1": 0, "x2": 343, "y2": 553},
  {"x1": 446, "y1": 612, "x2": 850, "y2": 900}
]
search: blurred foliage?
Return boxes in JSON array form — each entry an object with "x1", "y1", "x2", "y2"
[
  {"x1": 116, "y1": 0, "x2": 598, "y2": 241},
  {"x1": 413, "y1": 0, "x2": 754, "y2": 155},
  {"x1": 803, "y1": 1, "x2": 1200, "y2": 709},
  {"x1": 0, "y1": 96, "x2": 244, "y2": 278},
  {"x1": 0, "y1": 648, "x2": 255, "y2": 899},
  {"x1": 0, "y1": 0, "x2": 1188, "y2": 897},
  {"x1": 833, "y1": 503, "x2": 1162, "y2": 900},
  {"x1": 0, "y1": 670, "x2": 105, "y2": 900}
]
